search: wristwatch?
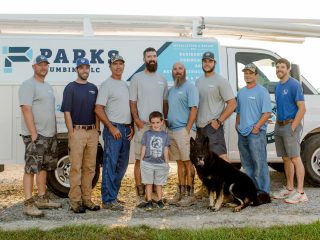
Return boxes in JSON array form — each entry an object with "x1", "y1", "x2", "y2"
[{"x1": 215, "y1": 119, "x2": 223, "y2": 126}]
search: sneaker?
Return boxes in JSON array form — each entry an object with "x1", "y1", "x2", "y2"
[
  {"x1": 156, "y1": 200, "x2": 167, "y2": 210},
  {"x1": 102, "y1": 201, "x2": 124, "y2": 211},
  {"x1": 145, "y1": 201, "x2": 153, "y2": 211},
  {"x1": 285, "y1": 192, "x2": 308, "y2": 204},
  {"x1": 23, "y1": 198, "x2": 44, "y2": 217},
  {"x1": 272, "y1": 187, "x2": 295, "y2": 199},
  {"x1": 35, "y1": 194, "x2": 62, "y2": 209}
]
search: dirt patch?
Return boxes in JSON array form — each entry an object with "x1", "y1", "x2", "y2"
[{"x1": 1, "y1": 164, "x2": 320, "y2": 230}]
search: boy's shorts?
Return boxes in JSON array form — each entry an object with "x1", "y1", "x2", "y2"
[{"x1": 141, "y1": 160, "x2": 169, "y2": 185}]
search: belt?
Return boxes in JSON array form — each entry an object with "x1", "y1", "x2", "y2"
[
  {"x1": 276, "y1": 119, "x2": 293, "y2": 126},
  {"x1": 73, "y1": 124, "x2": 96, "y2": 130}
]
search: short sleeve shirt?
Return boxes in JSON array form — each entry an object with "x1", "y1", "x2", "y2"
[
  {"x1": 129, "y1": 71, "x2": 168, "y2": 122},
  {"x1": 141, "y1": 130, "x2": 169, "y2": 164},
  {"x1": 60, "y1": 81, "x2": 98, "y2": 125},
  {"x1": 168, "y1": 81, "x2": 199, "y2": 131},
  {"x1": 275, "y1": 77, "x2": 304, "y2": 121},
  {"x1": 18, "y1": 77, "x2": 56, "y2": 137},
  {"x1": 96, "y1": 77, "x2": 131, "y2": 124},
  {"x1": 196, "y1": 73, "x2": 235, "y2": 128},
  {"x1": 236, "y1": 84, "x2": 272, "y2": 136}
]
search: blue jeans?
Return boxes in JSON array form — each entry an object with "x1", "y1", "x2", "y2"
[
  {"x1": 238, "y1": 130, "x2": 270, "y2": 193},
  {"x1": 101, "y1": 123, "x2": 131, "y2": 203}
]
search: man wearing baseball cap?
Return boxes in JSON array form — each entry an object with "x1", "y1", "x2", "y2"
[
  {"x1": 236, "y1": 63, "x2": 272, "y2": 197},
  {"x1": 61, "y1": 57, "x2": 100, "y2": 213},
  {"x1": 19, "y1": 55, "x2": 62, "y2": 217},
  {"x1": 95, "y1": 54, "x2": 134, "y2": 211},
  {"x1": 196, "y1": 51, "x2": 237, "y2": 162}
]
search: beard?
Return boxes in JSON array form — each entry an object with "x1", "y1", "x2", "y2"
[
  {"x1": 202, "y1": 65, "x2": 215, "y2": 73},
  {"x1": 173, "y1": 72, "x2": 186, "y2": 88},
  {"x1": 78, "y1": 72, "x2": 89, "y2": 81},
  {"x1": 146, "y1": 61, "x2": 158, "y2": 72}
]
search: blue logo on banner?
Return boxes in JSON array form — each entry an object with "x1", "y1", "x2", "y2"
[{"x1": 2, "y1": 47, "x2": 33, "y2": 73}]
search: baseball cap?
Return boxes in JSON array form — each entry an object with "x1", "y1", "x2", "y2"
[
  {"x1": 76, "y1": 58, "x2": 90, "y2": 68},
  {"x1": 108, "y1": 55, "x2": 125, "y2": 64},
  {"x1": 202, "y1": 51, "x2": 215, "y2": 61},
  {"x1": 242, "y1": 63, "x2": 257, "y2": 73},
  {"x1": 33, "y1": 55, "x2": 50, "y2": 65}
]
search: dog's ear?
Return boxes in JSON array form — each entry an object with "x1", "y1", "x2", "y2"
[{"x1": 190, "y1": 137, "x2": 196, "y2": 146}]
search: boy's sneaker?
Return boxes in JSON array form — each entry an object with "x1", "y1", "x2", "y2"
[
  {"x1": 145, "y1": 201, "x2": 153, "y2": 211},
  {"x1": 285, "y1": 192, "x2": 308, "y2": 204},
  {"x1": 272, "y1": 186, "x2": 295, "y2": 199},
  {"x1": 157, "y1": 200, "x2": 167, "y2": 210}
]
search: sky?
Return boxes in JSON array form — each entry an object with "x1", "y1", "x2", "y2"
[{"x1": 1, "y1": 0, "x2": 320, "y2": 90}]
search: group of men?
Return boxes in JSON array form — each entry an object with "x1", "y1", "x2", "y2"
[{"x1": 19, "y1": 47, "x2": 307, "y2": 216}]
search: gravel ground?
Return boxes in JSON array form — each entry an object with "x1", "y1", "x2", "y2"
[{"x1": 0, "y1": 164, "x2": 320, "y2": 230}]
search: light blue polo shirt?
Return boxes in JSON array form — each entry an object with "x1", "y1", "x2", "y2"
[
  {"x1": 168, "y1": 81, "x2": 199, "y2": 131},
  {"x1": 236, "y1": 84, "x2": 272, "y2": 136}
]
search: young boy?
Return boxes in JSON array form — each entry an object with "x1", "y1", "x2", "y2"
[{"x1": 140, "y1": 111, "x2": 170, "y2": 210}]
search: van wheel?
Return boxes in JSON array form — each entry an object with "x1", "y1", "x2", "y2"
[
  {"x1": 269, "y1": 163, "x2": 284, "y2": 172},
  {"x1": 301, "y1": 135, "x2": 320, "y2": 186},
  {"x1": 47, "y1": 142, "x2": 102, "y2": 198}
]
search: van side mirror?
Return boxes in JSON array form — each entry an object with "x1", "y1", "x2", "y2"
[{"x1": 291, "y1": 64, "x2": 301, "y2": 83}]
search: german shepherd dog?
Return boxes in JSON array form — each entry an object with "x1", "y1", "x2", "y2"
[{"x1": 190, "y1": 137, "x2": 271, "y2": 212}]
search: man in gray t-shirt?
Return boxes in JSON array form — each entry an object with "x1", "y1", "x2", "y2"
[
  {"x1": 95, "y1": 55, "x2": 134, "y2": 211},
  {"x1": 129, "y1": 47, "x2": 168, "y2": 207},
  {"x1": 196, "y1": 51, "x2": 236, "y2": 162},
  {"x1": 18, "y1": 55, "x2": 61, "y2": 217}
]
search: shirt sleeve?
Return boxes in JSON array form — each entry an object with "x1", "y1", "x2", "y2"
[
  {"x1": 95, "y1": 81, "x2": 109, "y2": 106},
  {"x1": 60, "y1": 84, "x2": 73, "y2": 112},
  {"x1": 219, "y1": 78, "x2": 235, "y2": 102},
  {"x1": 236, "y1": 91, "x2": 241, "y2": 113},
  {"x1": 18, "y1": 81, "x2": 34, "y2": 106},
  {"x1": 129, "y1": 75, "x2": 138, "y2": 101},
  {"x1": 141, "y1": 131, "x2": 148, "y2": 146},
  {"x1": 187, "y1": 84, "x2": 199, "y2": 108},
  {"x1": 293, "y1": 81, "x2": 305, "y2": 102},
  {"x1": 164, "y1": 133, "x2": 170, "y2": 147},
  {"x1": 261, "y1": 87, "x2": 272, "y2": 113}
]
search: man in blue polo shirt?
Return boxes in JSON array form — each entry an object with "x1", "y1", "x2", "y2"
[
  {"x1": 61, "y1": 58, "x2": 100, "y2": 213},
  {"x1": 236, "y1": 63, "x2": 272, "y2": 195},
  {"x1": 167, "y1": 62, "x2": 199, "y2": 207},
  {"x1": 272, "y1": 58, "x2": 307, "y2": 204}
]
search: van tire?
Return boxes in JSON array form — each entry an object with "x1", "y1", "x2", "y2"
[
  {"x1": 47, "y1": 142, "x2": 102, "y2": 198},
  {"x1": 301, "y1": 135, "x2": 320, "y2": 186},
  {"x1": 269, "y1": 163, "x2": 284, "y2": 172}
]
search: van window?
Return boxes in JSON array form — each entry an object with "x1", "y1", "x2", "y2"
[{"x1": 235, "y1": 53, "x2": 278, "y2": 93}]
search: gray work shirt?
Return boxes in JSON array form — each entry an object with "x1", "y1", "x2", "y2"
[
  {"x1": 18, "y1": 77, "x2": 56, "y2": 137},
  {"x1": 96, "y1": 77, "x2": 131, "y2": 124},
  {"x1": 196, "y1": 73, "x2": 235, "y2": 128},
  {"x1": 129, "y1": 71, "x2": 168, "y2": 122}
]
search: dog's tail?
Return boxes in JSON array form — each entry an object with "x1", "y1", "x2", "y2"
[{"x1": 252, "y1": 191, "x2": 271, "y2": 206}]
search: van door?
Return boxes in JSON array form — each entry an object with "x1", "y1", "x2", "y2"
[{"x1": 226, "y1": 47, "x2": 281, "y2": 163}]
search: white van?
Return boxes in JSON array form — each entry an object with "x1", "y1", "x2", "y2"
[{"x1": 1, "y1": 35, "x2": 320, "y2": 197}]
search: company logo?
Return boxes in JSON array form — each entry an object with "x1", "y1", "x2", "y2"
[{"x1": 2, "y1": 46, "x2": 33, "y2": 73}]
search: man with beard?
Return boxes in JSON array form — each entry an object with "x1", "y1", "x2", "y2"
[
  {"x1": 95, "y1": 55, "x2": 134, "y2": 211},
  {"x1": 19, "y1": 55, "x2": 62, "y2": 217},
  {"x1": 61, "y1": 58, "x2": 101, "y2": 213},
  {"x1": 196, "y1": 51, "x2": 236, "y2": 162},
  {"x1": 272, "y1": 58, "x2": 307, "y2": 204},
  {"x1": 129, "y1": 47, "x2": 168, "y2": 207},
  {"x1": 167, "y1": 62, "x2": 199, "y2": 207}
]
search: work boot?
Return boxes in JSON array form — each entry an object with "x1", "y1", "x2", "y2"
[
  {"x1": 69, "y1": 201, "x2": 86, "y2": 214},
  {"x1": 83, "y1": 200, "x2": 100, "y2": 211},
  {"x1": 35, "y1": 193, "x2": 62, "y2": 209},
  {"x1": 136, "y1": 185, "x2": 147, "y2": 208},
  {"x1": 176, "y1": 185, "x2": 196, "y2": 207},
  {"x1": 167, "y1": 185, "x2": 184, "y2": 205},
  {"x1": 23, "y1": 197, "x2": 44, "y2": 217}
]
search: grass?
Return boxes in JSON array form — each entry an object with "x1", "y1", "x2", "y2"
[{"x1": 1, "y1": 221, "x2": 320, "y2": 240}]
